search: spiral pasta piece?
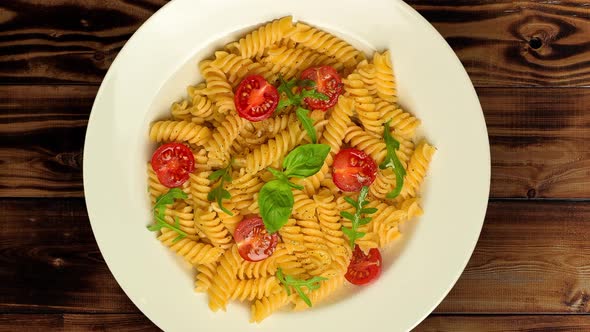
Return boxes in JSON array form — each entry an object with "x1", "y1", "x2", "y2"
[
  {"x1": 227, "y1": 169, "x2": 263, "y2": 212},
  {"x1": 377, "y1": 101, "x2": 420, "y2": 139},
  {"x1": 396, "y1": 141, "x2": 436, "y2": 201},
  {"x1": 373, "y1": 50, "x2": 397, "y2": 103},
  {"x1": 207, "y1": 245, "x2": 243, "y2": 311},
  {"x1": 262, "y1": 46, "x2": 343, "y2": 79},
  {"x1": 199, "y1": 60, "x2": 235, "y2": 114},
  {"x1": 226, "y1": 16, "x2": 295, "y2": 59},
  {"x1": 237, "y1": 121, "x2": 302, "y2": 173},
  {"x1": 163, "y1": 203, "x2": 199, "y2": 240},
  {"x1": 236, "y1": 245, "x2": 288, "y2": 280},
  {"x1": 194, "y1": 210, "x2": 232, "y2": 249},
  {"x1": 250, "y1": 291, "x2": 290, "y2": 323},
  {"x1": 231, "y1": 277, "x2": 282, "y2": 302},
  {"x1": 206, "y1": 112, "x2": 247, "y2": 163},
  {"x1": 278, "y1": 219, "x2": 306, "y2": 254},
  {"x1": 313, "y1": 190, "x2": 351, "y2": 273},
  {"x1": 343, "y1": 126, "x2": 388, "y2": 165},
  {"x1": 289, "y1": 23, "x2": 364, "y2": 69},
  {"x1": 195, "y1": 263, "x2": 217, "y2": 293},
  {"x1": 149, "y1": 121, "x2": 211, "y2": 146},
  {"x1": 211, "y1": 51, "x2": 276, "y2": 87},
  {"x1": 158, "y1": 229, "x2": 224, "y2": 265}
]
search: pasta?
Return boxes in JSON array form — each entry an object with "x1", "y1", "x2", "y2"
[{"x1": 146, "y1": 16, "x2": 434, "y2": 323}]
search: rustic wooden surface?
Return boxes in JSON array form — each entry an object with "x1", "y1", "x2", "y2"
[{"x1": 0, "y1": 0, "x2": 589, "y2": 331}]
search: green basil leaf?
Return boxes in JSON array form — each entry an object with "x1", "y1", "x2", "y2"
[
  {"x1": 258, "y1": 179, "x2": 294, "y2": 233},
  {"x1": 296, "y1": 107, "x2": 317, "y2": 144},
  {"x1": 267, "y1": 167, "x2": 287, "y2": 181},
  {"x1": 283, "y1": 144, "x2": 330, "y2": 178}
]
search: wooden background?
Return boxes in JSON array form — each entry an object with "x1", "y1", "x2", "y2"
[{"x1": 1, "y1": 0, "x2": 589, "y2": 331}]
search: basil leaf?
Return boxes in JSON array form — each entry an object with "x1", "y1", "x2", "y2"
[
  {"x1": 258, "y1": 180, "x2": 294, "y2": 234},
  {"x1": 267, "y1": 167, "x2": 288, "y2": 182},
  {"x1": 283, "y1": 144, "x2": 330, "y2": 178},
  {"x1": 296, "y1": 107, "x2": 317, "y2": 144}
]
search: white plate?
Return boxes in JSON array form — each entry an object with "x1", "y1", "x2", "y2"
[{"x1": 84, "y1": 0, "x2": 490, "y2": 331}]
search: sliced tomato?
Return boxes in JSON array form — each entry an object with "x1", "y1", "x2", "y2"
[
  {"x1": 332, "y1": 148, "x2": 377, "y2": 192},
  {"x1": 345, "y1": 246, "x2": 382, "y2": 285},
  {"x1": 235, "y1": 75, "x2": 279, "y2": 122},
  {"x1": 300, "y1": 66, "x2": 343, "y2": 110},
  {"x1": 234, "y1": 216, "x2": 278, "y2": 262},
  {"x1": 151, "y1": 142, "x2": 195, "y2": 188}
]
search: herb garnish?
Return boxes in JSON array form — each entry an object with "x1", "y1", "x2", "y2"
[
  {"x1": 340, "y1": 186, "x2": 378, "y2": 248},
  {"x1": 276, "y1": 267, "x2": 327, "y2": 307},
  {"x1": 380, "y1": 120, "x2": 406, "y2": 199},
  {"x1": 276, "y1": 77, "x2": 328, "y2": 143},
  {"x1": 207, "y1": 160, "x2": 234, "y2": 215},
  {"x1": 258, "y1": 144, "x2": 330, "y2": 233},
  {"x1": 147, "y1": 188, "x2": 189, "y2": 243}
]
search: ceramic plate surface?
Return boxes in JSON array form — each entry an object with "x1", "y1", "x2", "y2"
[{"x1": 84, "y1": 0, "x2": 490, "y2": 331}]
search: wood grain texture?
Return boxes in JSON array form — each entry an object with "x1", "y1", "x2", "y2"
[
  {"x1": 435, "y1": 201, "x2": 590, "y2": 313},
  {"x1": 415, "y1": 315, "x2": 590, "y2": 332},
  {"x1": 1, "y1": 199, "x2": 589, "y2": 314},
  {"x1": 0, "y1": 85, "x2": 91, "y2": 197},
  {"x1": 0, "y1": 314, "x2": 159, "y2": 332},
  {"x1": 0, "y1": 0, "x2": 588, "y2": 86},
  {"x1": 0, "y1": 0, "x2": 169, "y2": 84},
  {"x1": 0, "y1": 199, "x2": 138, "y2": 313},
  {"x1": 407, "y1": 0, "x2": 590, "y2": 86},
  {"x1": 2, "y1": 85, "x2": 588, "y2": 198}
]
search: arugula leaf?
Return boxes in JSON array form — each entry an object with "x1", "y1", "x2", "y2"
[
  {"x1": 276, "y1": 268, "x2": 327, "y2": 307},
  {"x1": 207, "y1": 160, "x2": 234, "y2": 215},
  {"x1": 276, "y1": 76, "x2": 328, "y2": 112},
  {"x1": 283, "y1": 144, "x2": 330, "y2": 178},
  {"x1": 300, "y1": 89, "x2": 329, "y2": 101},
  {"x1": 340, "y1": 186, "x2": 376, "y2": 248},
  {"x1": 379, "y1": 120, "x2": 406, "y2": 199},
  {"x1": 258, "y1": 180, "x2": 294, "y2": 233},
  {"x1": 147, "y1": 189, "x2": 189, "y2": 242},
  {"x1": 295, "y1": 107, "x2": 318, "y2": 144}
]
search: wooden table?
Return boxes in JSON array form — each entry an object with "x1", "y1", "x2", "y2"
[{"x1": 1, "y1": 1, "x2": 589, "y2": 331}]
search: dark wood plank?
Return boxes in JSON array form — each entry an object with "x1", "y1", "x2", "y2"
[
  {"x1": 408, "y1": 0, "x2": 590, "y2": 86},
  {"x1": 0, "y1": 0, "x2": 588, "y2": 86},
  {"x1": 0, "y1": 198, "x2": 138, "y2": 313},
  {"x1": 484, "y1": 87, "x2": 590, "y2": 199},
  {"x1": 0, "y1": 85, "x2": 91, "y2": 197},
  {"x1": 435, "y1": 201, "x2": 590, "y2": 313},
  {"x1": 415, "y1": 315, "x2": 590, "y2": 332},
  {"x1": 0, "y1": 0, "x2": 169, "y2": 84},
  {"x1": 1, "y1": 199, "x2": 589, "y2": 314},
  {"x1": 0, "y1": 314, "x2": 159, "y2": 332},
  {"x1": 1, "y1": 85, "x2": 589, "y2": 198}
]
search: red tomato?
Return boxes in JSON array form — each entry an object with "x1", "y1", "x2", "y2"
[
  {"x1": 234, "y1": 75, "x2": 279, "y2": 122},
  {"x1": 345, "y1": 246, "x2": 382, "y2": 285},
  {"x1": 332, "y1": 148, "x2": 377, "y2": 192},
  {"x1": 234, "y1": 216, "x2": 278, "y2": 262},
  {"x1": 300, "y1": 66, "x2": 343, "y2": 110},
  {"x1": 151, "y1": 142, "x2": 195, "y2": 188}
]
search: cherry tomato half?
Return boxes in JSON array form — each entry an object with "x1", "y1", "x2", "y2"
[
  {"x1": 151, "y1": 142, "x2": 195, "y2": 188},
  {"x1": 234, "y1": 216, "x2": 278, "y2": 262},
  {"x1": 300, "y1": 66, "x2": 343, "y2": 111},
  {"x1": 345, "y1": 246, "x2": 382, "y2": 285},
  {"x1": 332, "y1": 148, "x2": 377, "y2": 192},
  {"x1": 235, "y1": 75, "x2": 279, "y2": 122}
]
